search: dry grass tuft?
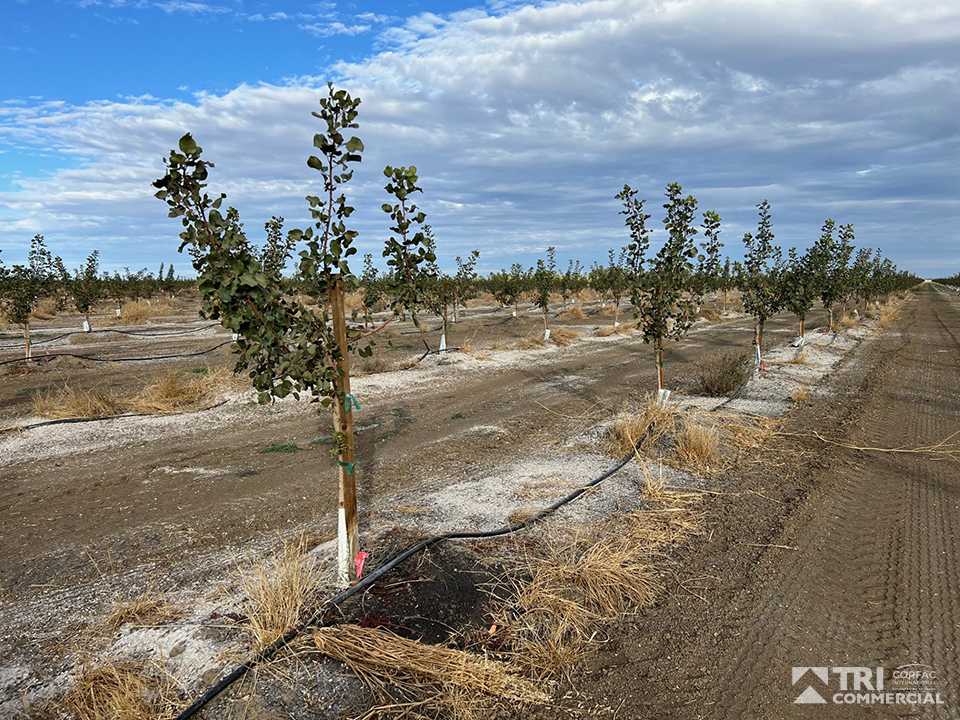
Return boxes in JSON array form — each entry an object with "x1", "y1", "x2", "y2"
[
  {"x1": 32, "y1": 369, "x2": 242, "y2": 419},
  {"x1": 505, "y1": 508, "x2": 537, "y2": 526},
  {"x1": 239, "y1": 534, "x2": 320, "y2": 650},
  {"x1": 549, "y1": 327, "x2": 580, "y2": 347},
  {"x1": 698, "y1": 307, "x2": 723, "y2": 322},
  {"x1": 779, "y1": 350, "x2": 814, "y2": 366},
  {"x1": 466, "y1": 292, "x2": 497, "y2": 308},
  {"x1": 698, "y1": 350, "x2": 751, "y2": 396},
  {"x1": 557, "y1": 304, "x2": 586, "y2": 319},
  {"x1": 512, "y1": 337, "x2": 547, "y2": 351},
  {"x1": 108, "y1": 299, "x2": 174, "y2": 327},
  {"x1": 718, "y1": 413, "x2": 779, "y2": 452},
  {"x1": 878, "y1": 302, "x2": 900, "y2": 328},
  {"x1": 356, "y1": 354, "x2": 395, "y2": 375},
  {"x1": 460, "y1": 339, "x2": 492, "y2": 361},
  {"x1": 594, "y1": 323, "x2": 631, "y2": 337},
  {"x1": 489, "y1": 527, "x2": 662, "y2": 681},
  {"x1": 313, "y1": 625, "x2": 547, "y2": 718},
  {"x1": 606, "y1": 394, "x2": 677, "y2": 457},
  {"x1": 344, "y1": 290, "x2": 366, "y2": 311},
  {"x1": 841, "y1": 313, "x2": 860, "y2": 329},
  {"x1": 33, "y1": 386, "x2": 128, "y2": 419},
  {"x1": 104, "y1": 590, "x2": 182, "y2": 630},
  {"x1": 791, "y1": 385, "x2": 809, "y2": 405},
  {"x1": 673, "y1": 421, "x2": 719, "y2": 472},
  {"x1": 622, "y1": 485, "x2": 704, "y2": 548},
  {"x1": 32, "y1": 298, "x2": 59, "y2": 320},
  {"x1": 62, "y1": 660, "x2": 181, "y2": 720}
]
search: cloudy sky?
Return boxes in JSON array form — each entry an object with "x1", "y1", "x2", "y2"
[{"x1": 1, "y1": 0, "x2": 957, "y2": 276}]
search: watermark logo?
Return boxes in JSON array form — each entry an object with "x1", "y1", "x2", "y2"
[
  {"x1": 792, "y1": 665, "x2": 946, "y2": 706},
  {"x1": 792, "y1": 667, "x2": 829, "y2": 704}
]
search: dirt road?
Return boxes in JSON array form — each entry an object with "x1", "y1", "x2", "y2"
[{"x1": 578, "y1": 286, "x2": 960, "y2": 718}]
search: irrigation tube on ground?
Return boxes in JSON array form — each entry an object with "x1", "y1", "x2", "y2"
[
  {"x1": 0, "y1": 323, "x2": 219, "y2": 351},
  {"x1": 0, "y1": 400, "x2": 230, "y2": 435},
  {"x1": 172, "y1": 450, "x2": 637, "y2": 720},
  {"x1": 0, "y1": 341, "x2": 234, "y2": 368}
]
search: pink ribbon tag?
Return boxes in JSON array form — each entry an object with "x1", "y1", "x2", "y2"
[{"x1": 354, "y1": 550, "x2": 370, "y2": 580}]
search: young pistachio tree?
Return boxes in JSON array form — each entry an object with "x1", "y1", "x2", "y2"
[
  {"x1": 530, "y1": 246, "x2": 558, "y2": 337},
  {"x1": 0, "y1": 235, "x2": 57, "y2": 357},
  {"x1": 847, "y1": 246, "x2": 875, "y2": 314},
  {"x1": 810, "y1": 219, "x2": 854, "y2": 330},
  {"x1": 782, "y1": 246, "x2": 819, "y2": 340},
  {"x1": 618, "y1": 183, "x2": 721, "y2": 392},
  {"x1": 589, "y1": 248, "x2": 630, "y2": 325},
  {"x1": 154, "y1": 84, "x2": 434, "y2": 586},
  {"x1": 489, "y1": 263, "x2": 528, "y2": 317},
  {"x1": 452, "y1": 250, "x2": 479, "y2": 323},
  {"x1": 560, "y1": 259, "x2": 588, "y2": 307},
  {"x1": 740, "y1": 200, "x2": 784, "y2": 357},
  {"x1": 73, "y1": 250, "x2": 104, "y2": 329}
]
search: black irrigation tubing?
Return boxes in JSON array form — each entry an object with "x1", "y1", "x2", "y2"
[
  {"x1": 172, "y1": 449, "x2": 638, "y2": 720},
  {"x1": 400, "y1": 325, "x2": 444, "y2": 335},
  {"x1": 0, "y1": 323, "x2": 219, "y2": 351},
  {"x1": 0, "y1": 341, "x2": 235, "y2": 368},
  {"x1": 1, "y1": 400, "x2": 230, "y2": 434},
  {"x1": 0, "y1": 331, "x2": 75, "y2": 350}
]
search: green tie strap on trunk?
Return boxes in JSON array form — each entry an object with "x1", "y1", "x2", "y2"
[{"x1": 338, "y1": 460, "x2": 356, "y2": 475}]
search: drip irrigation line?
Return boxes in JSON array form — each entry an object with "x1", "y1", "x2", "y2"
[
  {"x1": 0, "y1": 341, "x2": 234, "y2": 368},
  {"x1": 172, "y1": 449, "x2": 637, "y2": 720},
  {"x1": 0, "y1": 323, "x2": 219, "y2": 351},
  {"x1": 0, "y1": 331, "x2": 75, "y2": 350},
  {"x1": 0, "y1": 400, "x2": 230, "y2": 435}
]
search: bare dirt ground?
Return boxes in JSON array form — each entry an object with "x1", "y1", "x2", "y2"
[
  {"x1": 568, "y1": 284, "x2": 960, "y2": 718},
  {"x1": 4, "y1": 288, "x2": 955, "y2": 719}
]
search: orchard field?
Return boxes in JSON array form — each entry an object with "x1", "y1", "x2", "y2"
[
  {"x1": 3, "y1": 280, "x2": 959, "y2": 719},
  {"x1": 1, "y1": 87, "x2": 958, "y2": 719}
]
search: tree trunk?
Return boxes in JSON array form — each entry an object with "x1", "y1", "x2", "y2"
[
  {"x1": 800, "y1": 316, "x2": 805, "y2": 338},
  {"x1": 614, "y1": 301, "x2": 620, "y2": 326},
  {"x1": 542, "y1": 306, "x2": 548, "y2": 333},
  {"x1": 442, "y1": 304, "x2": 449, "y2": 349},
  {"x1": 656, "y1": 338, "x2": 664, "y2": 390},
  {"x1": 329, "y1": 275, "x2": 358, "y2": 588},
  {"x1": 24, "y1": 322, "x2": 31, "y2": 359}
]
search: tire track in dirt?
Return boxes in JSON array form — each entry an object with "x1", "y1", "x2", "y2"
[
  {"x1": 704, "y1": 290, "x2": 960, "y2": 718},
  {"x1": 576, "y1": 290, "x2": 960, "y2": 719}
]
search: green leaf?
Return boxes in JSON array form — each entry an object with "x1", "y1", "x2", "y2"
[
  {"x1": 178, "y1": 134, "x2": 197, "y2": 154},
  {"x1": 345, "y1": 137, "x2": 364, "y2": 153}
]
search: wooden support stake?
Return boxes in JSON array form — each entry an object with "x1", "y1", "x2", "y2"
[
  {"x1": 24, "y1": 322, "x2": 31, "y2": 359},
  {"x1": 656, "y1": 338, "x2": 664, "y2": 391},
  {"x1": 329, "y1": 274, "x2": 359, "y2": 587}
]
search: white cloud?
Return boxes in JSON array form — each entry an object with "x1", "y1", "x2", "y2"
[
  {"x1": 299, "y1": 21, "x2": 372, "y2": 37},
  {"x1": 1, "y1": 0, "x2": 958, "y2": 272},
  {"x1": 154, "y1": 1, "x2": 231, "y2": 14}
]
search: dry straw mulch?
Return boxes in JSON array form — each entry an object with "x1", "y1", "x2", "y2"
[
  {"x1": 314, "y1": 625, "x2": 549, "y2": 720},
  {"x1": 32, "y1": 369, "x2": 244, "y2": 420}
]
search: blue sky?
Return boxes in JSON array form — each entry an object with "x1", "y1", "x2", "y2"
[{"x1": 1, "y1": 0, "x2": 958, "y2": 276}]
